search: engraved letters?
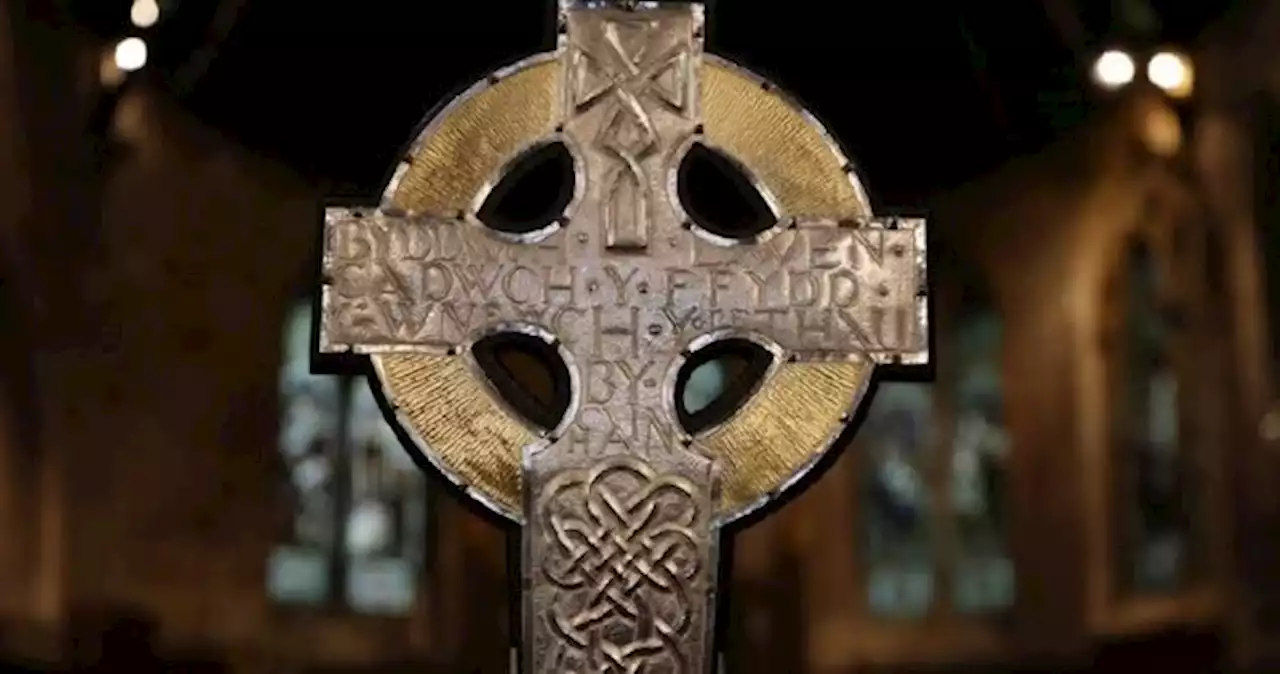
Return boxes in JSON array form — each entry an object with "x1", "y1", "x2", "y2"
[
  {"x1": 324, "y1": 213, "x2": 924, "y2": 354},
  {"x1": 316, "y1": 2, "x2": 929, "y2": 672}
]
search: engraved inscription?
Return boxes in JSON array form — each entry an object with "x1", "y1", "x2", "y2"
[{"x1": 323, "y1": 214, "x2": 923, "y2": 358}]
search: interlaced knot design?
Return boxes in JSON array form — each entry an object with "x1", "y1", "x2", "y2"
[
  {"x1": 540, "y1": 457, "x2": 702, "y2": 672},
  {"x1": 569, "y1": 19, "x2": 691, "y2": 250}
]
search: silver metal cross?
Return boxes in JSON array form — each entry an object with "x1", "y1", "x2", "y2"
[{"x1": 317, "y1": 2, "x2": 929, "y2": 671}]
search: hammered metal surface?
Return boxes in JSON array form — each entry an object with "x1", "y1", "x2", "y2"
[{"x1": 317, "y1": 2, "x2": 929, "y2": 671}]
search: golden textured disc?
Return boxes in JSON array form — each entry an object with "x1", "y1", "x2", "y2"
[{"x1": 370, "y1": 54, "x2": 889, "y2": 522}]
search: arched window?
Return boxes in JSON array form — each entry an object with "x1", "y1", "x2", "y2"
[
  {"x1": 858, "y1": 269, "x2": 1013, "y2": 619},
  {"x1": 268, "y1": 301, "x2": 429, "y2": 615},
  {"x1": 950, "y1": 284, "x2": 1013, "y2": 615},
  {"x1": 860, "y1": 381, "x2": 936, "y2": 618},
  {"x1": 1113, "y1": 239, "x2": 1198, "y2": 594}
]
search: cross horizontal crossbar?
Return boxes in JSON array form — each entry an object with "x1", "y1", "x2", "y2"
[{"x1": 320, "y1": 208, "x2": 927, "y2": 364}]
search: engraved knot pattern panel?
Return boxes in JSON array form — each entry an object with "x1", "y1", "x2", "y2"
[
  {"x1": 539, "y1": 456, "x2": 706, "y2": 673},
  {"x1": 565, "y1": 9, "x2": 696, "y2": 252}
]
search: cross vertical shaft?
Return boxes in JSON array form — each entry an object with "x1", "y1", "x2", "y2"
[{"x1": 526, "y1": 6, "x2": 717, "y2": 672}]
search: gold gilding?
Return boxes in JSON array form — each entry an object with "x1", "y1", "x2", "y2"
[
  {"x1": 701, "y1": 361, "x2": 869, "y2": 512},
  {"x1": 379, "y1": 354, "x2": 534, "y2": 515},
  {"x1": 375, "y1": 62, "x2": 561, "y2": 515},
  {"x1": 700, "y1": 62, "x2": 867, "y2": 219},
  {"x1": 696, "y1": 60, "x2": 873, "y2": 515},
  {"x1": 373, "y1": 55, "x2": 875, "y2": 520},
  {"x1": 389, "y1": 61, "x2": 562, "y2": 213}
]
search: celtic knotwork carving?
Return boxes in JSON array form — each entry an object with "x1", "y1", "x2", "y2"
[
  {"x1": 318, "y1": 3, "x2": 932, "y2": 672},
  {"x1": 539, "y1": 456, "x2": 703, "y2": 672},
  {"x1": 568, "y1": 22, "x2": 690, "y2": 116},
  {"x1": 568, "y1": 18, "x2": 693, "y2": 251}
]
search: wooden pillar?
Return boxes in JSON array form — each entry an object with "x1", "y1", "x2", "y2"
[
  {"x1": 724, "y1": 504, "x2": 787, "y2": 674},
  {"x1": 1191, "y1": 4, "x2": 1280, "y2": 659},
  {"x1": 794, "y1": 452, "x2": 859, "y2": 671},
  {"x1": 0, "y1": 0, "x2": 102, "y2": 659},
  {"x1": 1195, "y1": 102, "x2": 1280, "y2": 668},
  {"x1": 0, "y1": 0, "x2": 149, "y2": 664},
  {"x1": 0, "y1": 0, "x2": 36, "y2": 630}
]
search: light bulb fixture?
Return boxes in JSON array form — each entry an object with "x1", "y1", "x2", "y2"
[
  {"x1": 1147, "y1": 50, "x2": 1194, "y2": 98},
  {"x1": 113, "y1": 37, "x2": 148, "y2": 73},
  {"x1": 1093, "y1": 49, "x2": 1136, "y2": 90},
  {"x1": 129, "y1": 0, "x2": 161, "y2": 28}
]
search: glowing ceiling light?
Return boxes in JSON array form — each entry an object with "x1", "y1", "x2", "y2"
[
  {"x1": 1147, "y1": 51, "x2": 1194, "y2": 98},
  {"x1": 129, "y1": 0, "x2": 160, "y2": 28},
  {"x1": 1093, "y1": 49, "x2": 1136, "y2": 90},
  {"x1": 114, "y1": 37, "x2": 148, "y2": 72}
]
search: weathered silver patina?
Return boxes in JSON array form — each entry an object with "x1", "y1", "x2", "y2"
[{"x1": 317, "y1": 2, "x2": 929, "y2": 671}]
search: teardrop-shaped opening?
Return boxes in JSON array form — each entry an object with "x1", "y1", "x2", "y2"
[
  {"x1": 675, "y1": 338, "x2": 774, "y2": 434},
  {"x1": 477, "y1": 142, "x2": 575, "y2": 234},
  {"x1": 677, "y1": 143, "x2": 776, "y2": 240},
  {"x1": 471, "y1": 332, "x2": 572, "y2": 431}
]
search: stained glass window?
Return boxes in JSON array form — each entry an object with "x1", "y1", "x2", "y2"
[
  {"x1": 862, "y1": 382, "x2": 936, "y2": 619},
  {"x1": 684, "y1": 360, "x2": 729, "y2": 415},
  {"x1": 949, "y1": 298, "x2": 1014, "y2": 614},
  {"x1": 1116, "y1": 242, "x2": 1194, "y2": 593},
  {"x1": 859, "y1": 273, "x2": 1013, "y2": 618},
  {"x1": 269, "y1": 301, "x2": 429, "y2": 614}
]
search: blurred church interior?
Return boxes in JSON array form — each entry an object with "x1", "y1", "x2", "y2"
[{"x1": 3, "y1": 0, "x2": 1280, "y2": 671}]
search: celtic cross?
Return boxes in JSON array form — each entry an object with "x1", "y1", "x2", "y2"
[{"x1": 317, "y1": 2, "x2": 929, "y2": 672}]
